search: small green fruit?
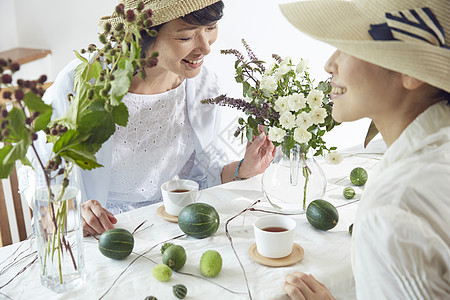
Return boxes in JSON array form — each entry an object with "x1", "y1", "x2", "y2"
[
  {"x1": 343, "y1": 187, "x2": 355, "y2": 199},
  {"x1": 144, "y1": 297, "x2": 157, "y2": 300},
  {"x1": 350, "y1": 167, "x2": 368, "y2": 186},
  {"x1": 173, "y1": 284, "x2": 188, "y2": 299},
  {"x1": 152, "y1": 264, "x2": 172, "y2": 282},
  {"x1": 200, "y1": 250, "x2": 222, "y2": 277},
  {"x1": 162, "y1": 245, "x2": 186, "y2": 270},
  {"x1": 349, "y1": 223, "x2": 354, "y2": 236}
]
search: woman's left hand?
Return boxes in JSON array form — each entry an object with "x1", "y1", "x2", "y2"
[
  {"x1": 239, "y1": 131, "x2": 276, "y2": 178},
  {"x1": 283, "y1": 272, "x2": 336, "y2": 300}
]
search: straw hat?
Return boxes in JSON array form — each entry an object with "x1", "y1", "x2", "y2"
[
  {"x1": 279, "y1": 0, "x2": 450, "y2": 93},
  {"x1": 99, "y1": 0, "x2": 221, "y2": 29}
]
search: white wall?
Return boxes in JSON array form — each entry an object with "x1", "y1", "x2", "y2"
[{"x1": 0, "y1": 0, "x2": 373, "y2": 157}]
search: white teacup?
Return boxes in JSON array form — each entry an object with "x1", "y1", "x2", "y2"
[
  {"x1": 161, "y1": 179, "x2": 199, "y2": 216},
  {"x1": 254, "y1": 215, "x2": 296, "y2": 258}
]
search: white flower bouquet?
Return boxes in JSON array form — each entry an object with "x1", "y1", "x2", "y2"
[{"x1": 203, "y1": 39, "x2": 339, "y2": 159}]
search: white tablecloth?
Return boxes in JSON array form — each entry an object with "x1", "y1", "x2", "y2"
[{"x1": 0, "y1": 140, "x2": 385, "y2": 300}]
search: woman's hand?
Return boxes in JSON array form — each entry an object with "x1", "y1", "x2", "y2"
[
  {"x1": 81, "y1": 200, "x2": 117, "y2": 237},
  {"x1": 283, "y1": 272, "x2": 336, "y2": 300},
  {"x1": 238, "y1": 131, "x2": 276, "y2": 178}
]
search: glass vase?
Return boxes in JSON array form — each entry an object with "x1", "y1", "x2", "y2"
[
  {"x1": 262, "y1": 145, "x2": 327, "y2": 213},
  {"x1": 33, "y1": 163, "x2": 85, "y2": 293}
]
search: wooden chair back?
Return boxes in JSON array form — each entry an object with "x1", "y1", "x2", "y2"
[{"x1": 0, "y1": 166, "x2": 32, "y2": 247}]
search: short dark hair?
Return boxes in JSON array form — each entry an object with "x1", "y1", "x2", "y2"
[{"x1": 140, "y1": 1, "x2": 224, "y2": 58}]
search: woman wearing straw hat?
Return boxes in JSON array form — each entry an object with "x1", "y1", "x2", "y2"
[
  {"x1": 278, "y1": 0, "x2": 450, "y2": 299},
  {"x1": 21, "y1": 0, "x2": 275, "y2": 236}
]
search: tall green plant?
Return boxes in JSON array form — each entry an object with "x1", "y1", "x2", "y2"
[{"x1": 0, "y1": 1, "x2": 157, "y2": 283}]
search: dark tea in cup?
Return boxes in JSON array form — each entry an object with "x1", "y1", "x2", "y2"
[
  {"x1": 171, "y1": 189, "x2": 190, "y2": 193},
  {"x1": 262, "y1": 227, "x2": 288, "y2": 232}
]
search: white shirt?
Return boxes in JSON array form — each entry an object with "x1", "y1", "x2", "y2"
[
  {"x1": 107, "y1": 81, "x2": 196, "y2": 214},
  {"x1": 19, "y1": 59, "x2": 226, "y2": 210},
  {"x1": 353, "y1": 100, "x2": 450, "y2": 299}
]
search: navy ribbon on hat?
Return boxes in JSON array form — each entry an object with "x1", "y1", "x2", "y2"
[{"x1": 369, "y1": 7, "x2": 449, "y2": 49}]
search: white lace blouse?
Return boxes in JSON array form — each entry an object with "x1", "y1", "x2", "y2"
[{"x1": 107, "y1": 81, "x2": 195, "y2": 214}]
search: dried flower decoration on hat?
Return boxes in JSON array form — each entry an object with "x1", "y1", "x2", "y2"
[
  {"x1": 202, "y1": 39, "x2": 340, "y2": 159},
  {"x1": 99, "y1": 0, "x2": 222, "y2": 29}
]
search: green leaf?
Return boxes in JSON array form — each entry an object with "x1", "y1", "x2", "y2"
[
  {"x1": 4, "y1": 139, "x2": 31, "y2": 166},
  {"x1": 74, "y1": 51, "x2": 88, "y2": 63},
  {"x1": 20, "y1": 155, "x2": 32, "y2": 167},
  {"x1": 59, "y1": 148, "x2": 102, "y2": 170},
  {"x1": 52, "y1": 129, "x2": 90, "y2": 154},
  {"x1": 74, "y1": 61, "x2": 89, "y2": 93},
  {"x1": 86, "y1": 61, "x2": 102, "y2": 82},
  {"x1": 81, "y1": 113, "x2": 115, "y2": 151},
  {"x1": 23, "y1": 92, "x2": 52, "y2": 132},
  {"x1": 78, "y1": 110, "x2": 109, "y2": 134},
  {"x1": 112, "y1": 102, "x2": 129, "y2": 127},
  {"x1": 242, "y1": 82, "x2": 251, "y2": 97},
  {"x1": 110, "y1": 69, "x2": 131, "y2": 106},
  {"x1": 8, "y1": 108, "x2": 28, "y2": 140},
  {"x1": 117, "y1": 57, "x2": 134, "y2": 77},
  {"x1": 246, "y1": 127, "x2": 253, "y2": 143},
  {"x1": 0, "y1": 145, "x2": 15, "y2": 179}
]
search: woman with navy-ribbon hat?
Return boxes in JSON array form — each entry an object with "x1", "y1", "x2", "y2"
[{"x1": 278, "y1": 0, "x2": 450, "y2": 299}]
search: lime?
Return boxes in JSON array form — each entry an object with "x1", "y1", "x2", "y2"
[
  {"x1": 152, "y1": 264, "x2": 172, "y2": 282},
  {"x1": 200, "y1": 250, "x2": 222, "y2": 277},
  {"x1": 163, "y1": 245, "x2": 186, "y2": 270},
  {"x1": 350, "y1": 167, "x2": 368, "y2": 186},
  {"x1": 343, "y1": 187, "x2": 355, "y2": 199}
]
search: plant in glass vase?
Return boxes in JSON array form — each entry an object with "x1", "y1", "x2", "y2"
[
  {"x1": 202, "y1": 39, "x2": 340, "y2": 212},
  {"x1": 0, "y1": 1, "x2": 156, "y2": 292}
]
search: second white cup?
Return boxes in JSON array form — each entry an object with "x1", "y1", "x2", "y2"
[
  {"x1": 161, "y1": 179, "x2": 199, "y2": 216},
  {"x1": 254, "y1": 215, "x2": 296, "y2": 258}
]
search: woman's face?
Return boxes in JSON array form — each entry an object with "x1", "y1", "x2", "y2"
[
  {"x1": 324, "y1": 50, "x2": 403, "y2": 123},
  {"x1": 148, "y1": 18, "x2": 219, "y2": 79}
]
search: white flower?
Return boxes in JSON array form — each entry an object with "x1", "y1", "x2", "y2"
[
  {"x1": 268, "y1": 126, "x2": 286, "y2": 143},
  {"x1": 288, "y1": 93, "x2": 306, "y2": 112},
  {"x1": 306, "y1": 89, "x2": 324, "y2": 108},
  {"x1": 296, "y1": 112, "x2": 313, "y2": 129},
  {"x1": 265, "y1": 61, "x2": 276, "y2": 75},
  {"x1": 293, "y1": 127, "x2": 312, "y2": 144},
  {"x1": 274, "y1": 96, "x2": 290, "y2": 114},
  {"x1": 260, "y1": 74, "x2": 278, "y2": 93},
  {"x1": 275, "y1": 63, "x2": 291, "y2": 80},
  {"x1": 296, "y1": 58, "x2": 309, "y2": 74},
  {"x1": 310, "y1": 107, "x2": 327, "y2": 124},
  {"x1": 326, "y1": 151, "x2": 343, "y2": 165},
  {"x1": 279, "y1": 111, "x2": 296, "y2": 129}
]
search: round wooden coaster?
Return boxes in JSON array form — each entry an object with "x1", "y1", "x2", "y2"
[
  {"x1": 156, "y1": 205, "x2": 178, "y2": 223},
  {"x1": 248, "y1": 243, "x2": 304, "y2": 267}
]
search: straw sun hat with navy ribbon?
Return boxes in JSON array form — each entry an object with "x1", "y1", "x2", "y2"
[
  {"x1": 279, "y1": 0, "x2": 450, "y2": 94},
  {"x1": 99, "y1": 0, "x2": 221, "y2": 29}
]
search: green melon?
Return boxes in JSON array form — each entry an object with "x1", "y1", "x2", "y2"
[
  {"x1": 178, "y1": 203, "x2": 220, "y2": 239},
  {"x1": 343, "y1": 187, "x2": 355, "y2": 199},
  {"x1": 98, "y1": 228, "x2": 134, "y2": 260},
  {"x1": 173, "y1": 284, "x2": 188, "y2": 299},
  {"x1": 162, "y1": 245, "x2": 186, "y2": 270},
  {"x1": 350, "y1": 167, "x2": 368, "y2": 186},
  {"x1": 306, "y1": 199, "x2": 339, "y2": 231}
]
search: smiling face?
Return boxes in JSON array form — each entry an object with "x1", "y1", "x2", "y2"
[
  {"x1": 147, "y1": 18, "x2": 218, "y2": 80},
  {"x1": 324, "y1": 50, "x2": 404, "y2": 123}
]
